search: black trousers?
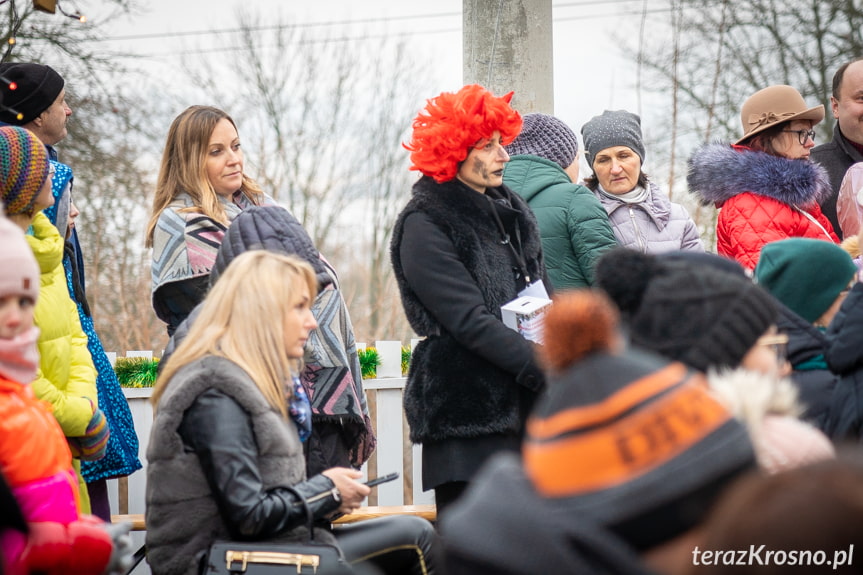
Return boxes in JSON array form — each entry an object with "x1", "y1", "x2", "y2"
[{"x1": 335, "y1": 515, "x2": 440, "y2": 575}]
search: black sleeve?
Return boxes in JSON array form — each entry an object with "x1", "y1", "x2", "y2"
[
  {"x1": 824, "y1": 282, "x2": 863, "y2": 443},
  {"x1": 152, "y1": 276, "x2": 210, "y2": 336},
  {"x1": 178, "y1": 389, "x2": 342, "y2": 539},
  {"x1": 400, "y1": 212, "x2": 543, "y2": 390},
  {"x1": 825, "y1": 282, "x2": 863, "y2": 373}
]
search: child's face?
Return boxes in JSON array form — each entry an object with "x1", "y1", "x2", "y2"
[
  {"x1": 0, "y1": 295, "x2": 35, "y2": 339},
  {"x1": 66, "y1": 200, "x2": 79, "y2": 239}
]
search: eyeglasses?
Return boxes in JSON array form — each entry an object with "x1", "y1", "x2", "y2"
[
  {"x1": 756, "y1": 333, "x2": 789, "y2": 360},
  {"x1": 782, "y1": 129, "x2": 816, "y2": 145}
]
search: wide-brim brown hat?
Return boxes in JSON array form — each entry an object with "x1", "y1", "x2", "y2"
[{"x1": 735, "y1": 85, "x2": 824, "y2": 145}]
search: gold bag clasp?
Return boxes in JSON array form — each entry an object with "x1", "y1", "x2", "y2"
[{"x1": 225, "y1": 549, "x2": 322, "y2": 574}]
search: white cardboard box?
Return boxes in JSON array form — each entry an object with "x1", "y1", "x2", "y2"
[{"x1": 501, "y1": 296, "x2": 552, "y2": 345}]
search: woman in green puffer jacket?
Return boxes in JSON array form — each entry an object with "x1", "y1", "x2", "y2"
[{"x1": 504, "y1": 113, "x2": 618, "y2": 290}]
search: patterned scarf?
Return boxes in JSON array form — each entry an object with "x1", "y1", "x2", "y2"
[
  {"x1": 300, "y1": 260, "x2": 376, "y2": 465},
  {"x1": 151, "y1": 191, "x2": 256, "y2": 292},
  {"x1": 287, "y1": 374, "x2": 313, "y2": 442}
]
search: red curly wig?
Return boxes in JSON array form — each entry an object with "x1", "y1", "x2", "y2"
[
  {"x1": 539, "y1": 290, "x2": 620, "y2": 373},
  {"x1": 404, "y1": 84, "x2": 523, "y2": 183}
]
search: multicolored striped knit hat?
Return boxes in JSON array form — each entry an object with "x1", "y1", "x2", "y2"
[{"x1": 0, "y1": 126, "x2": 49, "y2": 216}]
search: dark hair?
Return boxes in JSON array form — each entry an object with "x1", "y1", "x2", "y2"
[
  {"x1": 832, "y1": 57, "x2": 863, "y2": 99},
  {"x1": 740, "y1": 122, "x2": 787, "y2": 157},
  {"x1": 583, "y1": 170, "x2": 649, "y2": 192}
]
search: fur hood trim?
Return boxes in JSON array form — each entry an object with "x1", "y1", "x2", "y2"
[
  {"x1": 707, "y1": 368, "x2": 801, "y2": 427},
  {"x1": 687, "y1": 143, "x2": 831, "y2": 208}
]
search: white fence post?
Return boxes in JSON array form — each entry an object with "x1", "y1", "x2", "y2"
[
  {"x1": 375, "y1": 340, "x2": 402, "y2": 379},
  {"x1": 363, "y1": 376, "x2": 404, "y2": 506}
]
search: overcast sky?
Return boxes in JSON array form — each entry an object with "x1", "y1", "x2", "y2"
[{"x1": 84, "y1": 0, "x2": 665, "y2": 149}]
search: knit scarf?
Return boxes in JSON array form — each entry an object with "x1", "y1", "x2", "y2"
[
  {"x1": 597, "y1": 184, "x2": 648, "y2": 204},
  {"x1": 0, "y1": 327, "x2": 40, "y2": 384}
]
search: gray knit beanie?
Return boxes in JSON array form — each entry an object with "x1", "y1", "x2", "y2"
[
  {"x1": 505, "y1": 113, "x2": 579, "y2": 170},
  {"x1": 581, "y1": 110, "x2": 646, "y2": 169}
]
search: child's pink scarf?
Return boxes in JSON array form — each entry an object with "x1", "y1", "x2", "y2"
[{"x1": 0, "y1": 326, "x2": 39, "y2": 384}]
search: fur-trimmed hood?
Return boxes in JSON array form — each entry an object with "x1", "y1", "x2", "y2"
[
  {"x1": 688, "y1": 143, "x2": 831, "y2": 208},
  {"x1": 708, "y1": 368, "x2": 801, "y2": 427},
  {"x1": 708, "y1": 368, "x2": 834, "y2": 473}
]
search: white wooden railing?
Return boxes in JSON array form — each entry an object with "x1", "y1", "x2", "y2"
[{"x1": 106, "y1": 342, "x2": 433, "y2": 522}]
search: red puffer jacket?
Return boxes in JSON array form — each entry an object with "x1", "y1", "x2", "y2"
[
  {"x1": 688, "y1": 143, "x2": 838, "y2": 270},
  {"x1": 716, "y1": 192, "x2": 837, "y2": 269}
]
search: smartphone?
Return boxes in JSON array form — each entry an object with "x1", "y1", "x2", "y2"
[{"x1": 363, "y1": 472, "x2": 399, "y2": 488}]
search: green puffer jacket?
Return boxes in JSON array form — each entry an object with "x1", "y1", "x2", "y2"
[{"x1": 504, "y1": 155, "x2": 618, "y2": 289}]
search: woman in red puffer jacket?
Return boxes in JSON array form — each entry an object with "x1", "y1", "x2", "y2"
[{"x1": 688, "y1": 85, "x2": 838, "y2": 270}]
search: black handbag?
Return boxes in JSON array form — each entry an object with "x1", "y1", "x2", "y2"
[{"x1": 201, "y1": 487, "x2": 353, "y2": 574}]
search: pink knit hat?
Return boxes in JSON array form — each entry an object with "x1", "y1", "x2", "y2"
[{"x1": 0, "y1": 217, "x2": 39, "y2": 303}]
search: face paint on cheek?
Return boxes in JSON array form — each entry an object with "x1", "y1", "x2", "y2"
[{"x1": 471, "y1": 156, "x2": 486, "y2": 178}]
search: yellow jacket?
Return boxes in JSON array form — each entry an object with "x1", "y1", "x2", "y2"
[{"x1": 26, "y1": 212, "x2": 97, "y2": 512}]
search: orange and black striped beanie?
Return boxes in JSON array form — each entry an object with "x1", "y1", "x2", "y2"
[{"x1": 526, "y1": 292, "x2": 756, "y2": 551}]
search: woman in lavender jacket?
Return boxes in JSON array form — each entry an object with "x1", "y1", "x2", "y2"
[{"x1": 581, "y1": 109, "x2": 703, "y2": 254}]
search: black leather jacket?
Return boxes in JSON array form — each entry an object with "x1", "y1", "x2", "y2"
[{"x1": 178, "y1": 388, "x2": 341, "y2": 539}]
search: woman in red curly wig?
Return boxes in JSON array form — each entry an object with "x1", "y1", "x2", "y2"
[{"x1": 390, "y1": 84, "x2": 550, "y2": 517}]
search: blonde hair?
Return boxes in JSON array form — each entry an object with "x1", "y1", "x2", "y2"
[
  {"x1": 152, "y1": 251, "x2": 318, "y2": 416},
  {"x1": 145, "y1": 105, "x2": 265, "y2": 247}
]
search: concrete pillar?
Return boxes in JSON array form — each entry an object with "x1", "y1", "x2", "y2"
[{"x1": 463, "y1": 0, "x2": 554, "y2": 114}]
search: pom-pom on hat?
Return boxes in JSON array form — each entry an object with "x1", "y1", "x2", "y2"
[
  {"x1": 539, "y1": 290, "x2": 620, "y2": 372},
  {"x1": 581, "y1": 109, "x2": 646, "y2": 170},
  {"x1": 0, "y1": 63, "x2": 65, "y2": 125},
  {"x1": 0, "y1": 126, "x2": 49, "y2": 216},
  {"x1": 404, "y1": 84, "x2": 522, "y2": 183},
  {"x1": 754, "y1": 238, "x2": 857, "y2": 324},
  {"x1": 524, "y1": 344, "x2": 756, "y2": 550},
  {"x1": 595, "y1": 248, "x2": 778, "y2": 373},
  {"x1": 505, "y1": 113, "x2": 579, "y2": 170},
  {"x1": 0, "y1": 217, "x2": 39, "y2": 303}
]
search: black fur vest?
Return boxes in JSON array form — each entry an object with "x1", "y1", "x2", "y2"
[{"x1": 391, "y1": 176, "x2": 543, "y2": 443}]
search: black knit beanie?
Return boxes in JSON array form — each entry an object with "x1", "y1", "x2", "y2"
[
  {"x1": 596, "y1": 249, "x2": 778, "y2": 373},
  {"x1": 505, "y1": 113, "x2": 579, "y2": 170},
  {"x1": 0, "y1": 63, "x2": 65, "y2": 125}
]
